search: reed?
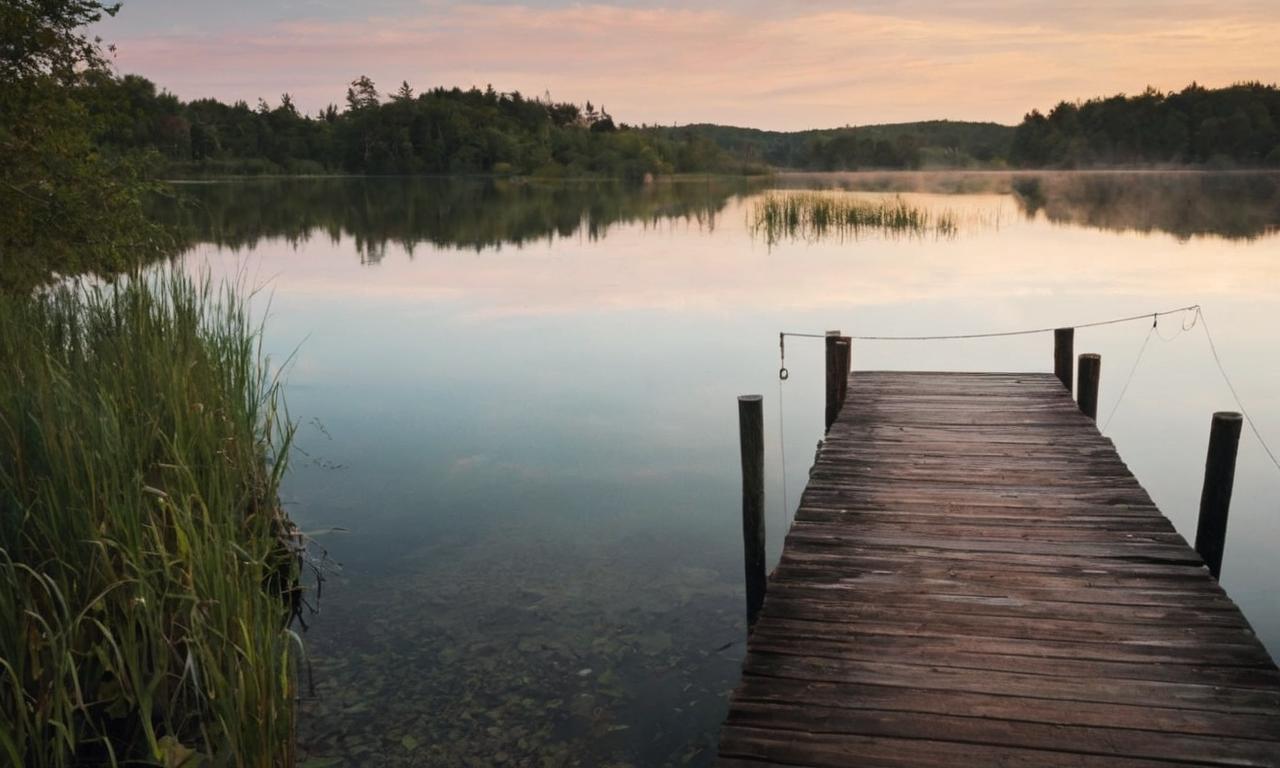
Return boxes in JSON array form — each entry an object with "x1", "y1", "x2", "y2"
[
  {"x1": 750, "y1": 192, "x2": 959, "y2": 244},
  {"x1": 0, "y1": 271, "x2": 300, "y2": 767}
]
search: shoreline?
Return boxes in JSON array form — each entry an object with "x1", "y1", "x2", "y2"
[{"x1": 162, "y1": 167, "x2": 1280, "y2": 184}]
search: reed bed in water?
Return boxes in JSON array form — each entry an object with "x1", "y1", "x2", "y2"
[
  {"x1": 0, "y1": 272, "x2": 300, "y2": 767},
  {"x1": 750, "y1": 192, "x2": 960, "y2": 245}
]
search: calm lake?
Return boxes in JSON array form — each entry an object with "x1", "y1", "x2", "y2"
[{"x1": 167, "y1": 171, "x2": 1280, "y2": 767}]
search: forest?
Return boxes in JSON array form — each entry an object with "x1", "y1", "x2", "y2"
[
  {"x1": 82, "y1": 71, "x2": 1014, "y2": 175},
  {"x1": 80, "y1": 74, "x2": 758, "y2": 179},
  {"x1": 1009, "y1": 82, "x2": 1280, "y2": 167},
  {"x1": 73, "y1": 73, "x2": 1280, "y2": 177},
  {"x1": 659, "y1": 121, "x2": 1015, "y2": 170}
]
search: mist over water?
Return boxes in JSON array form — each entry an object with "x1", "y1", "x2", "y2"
[{"x1": 166, "y1": 172, "x2": 1280, "y2": 766}]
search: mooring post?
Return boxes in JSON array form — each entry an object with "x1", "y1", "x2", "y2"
[
  {"x1": 1054, "y1": 328, "x2": 1075, "y2": 393},
  {"x1": 738, "y1": 395, "x2": 766, "y2": 630},
  {"x1": 1077, "y1": 353, "x2": 1101, "y2": 420},
  {"x1": 824, "y1": 331, "x2": 843, "y2": 432},
  {"x1": 835, "y1": 337, "x2": 851, "y2": 415},
  {"x1": 1194, "y1": 412, "x2": 1243, "y2": 580}
]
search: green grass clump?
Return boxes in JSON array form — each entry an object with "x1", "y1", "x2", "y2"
[
  {"x1": 0, "y1": 272, "x2": 300, "y2": 767},
  {"x1": 750, "y1": 192, "x2": 959, "y2": 245}
]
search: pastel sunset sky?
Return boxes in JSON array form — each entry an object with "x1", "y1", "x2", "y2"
[{"x1": 97, "y1": 0, "x2": 1280, "y2": 130}]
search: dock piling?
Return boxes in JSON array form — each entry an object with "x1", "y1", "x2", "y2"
[
  {"x1": 1077, "y1": 353, "x2": 1101, "y2": 420},
  {"x1": 737, "y1": 394, "x2": 766, "y2": 630},
  {"x1": 1195, "y1": 411, "x2": 1243, "y2": 579},
  {"x1": 825, "y1": 331, "x2": 851, "y2": 431},
  {"x1": 1054, "y1": 328, "x2": 1074, "y2": 393},
  {"x1": 824, "y1": 331, "x2": 842, "y2": 431},
  {"x1": 836, "y1": 338, "x2": 851, "y2": 414}
]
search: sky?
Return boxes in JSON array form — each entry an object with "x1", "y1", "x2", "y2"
[{"x1": 96, "y1": 0, "x2": 1280, "y2": 131}]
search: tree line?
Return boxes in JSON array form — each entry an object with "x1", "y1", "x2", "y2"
[
  {"x1": 1009, "y1": 82, "x2": 1280, "y2": 167},
  {"x1": 79, "y1": 74, "x2": 761, "y2": 179},
  {"x1": 44, "y1": 69, "x2": 1280, "y2": 191},
  {"x1": 657, "y1": 121, "x2": 1015, "y2": 170},
  {"x1": 89, "y1": 69, "x2": 1018, "y2": 174}
]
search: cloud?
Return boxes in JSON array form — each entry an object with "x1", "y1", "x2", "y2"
[{"x1": 102, "y1": 1, "x2": 1280, "y2": 128}]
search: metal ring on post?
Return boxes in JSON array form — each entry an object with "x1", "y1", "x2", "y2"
[{"x1": 779, "y1": 367, "x2": 789, "y2": 381}]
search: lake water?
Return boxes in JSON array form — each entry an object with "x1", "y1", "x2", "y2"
[{"x1": 168, "y1": 172, "x2": 1280, "y2": 767}]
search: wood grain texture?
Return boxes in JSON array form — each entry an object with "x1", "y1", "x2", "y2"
[{"x1": 717, "y1": 371, "x2": 1280, "y2": 767}]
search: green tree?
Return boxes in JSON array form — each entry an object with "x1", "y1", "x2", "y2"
[
  {"x1": 392, "y1": 80, "x2": 415, "y2": 102},
  {"x1": 345, "y1": 75, "x2": 379, "y2": 111},
  {"x1": 1010, "y1": 82, "x2": 1280, "y2": 167},
  {"x1": 0, "y1": 0, "x2": 167, "y2": 291}
]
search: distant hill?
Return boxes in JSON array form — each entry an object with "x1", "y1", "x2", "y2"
[{"x1": 646, "y1": 120, "x2": 1017, "y2": 170}]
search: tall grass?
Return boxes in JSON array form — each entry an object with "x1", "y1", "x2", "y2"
[
  {"x1": 750, "y1": 192, "x2": 960, "y2": 245},
  {"x1": 0, "y1": 272, "x2": 300, "y2": 767}
]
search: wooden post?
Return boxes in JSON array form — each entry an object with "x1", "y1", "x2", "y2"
[
  {"x1": 824, "y1": 331, "x2": 843, "y2": 432},
  {"x1": 1077, "y1": 353, "x2": 1101, "y2": 420},
  {"x1": 835, "y1": 337, "x2": 851, "y2": 415},
  {"x1": 1194, "y1": 412, "x2": 1243, "y2": 580},
  {"x1": 1054, "y1": 328, "x2": 1074, "y2": 393},
  {"x1": 738, "y1": 395, "x2": 766, "y2": 630}
]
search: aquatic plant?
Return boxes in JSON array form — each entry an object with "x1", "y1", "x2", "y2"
[
  {"x1": 750, "y1": 191, "x2": 960, "y2": 245},
  {"x1": 0, "y1": 272, "x2": 300, "y2": 766}
]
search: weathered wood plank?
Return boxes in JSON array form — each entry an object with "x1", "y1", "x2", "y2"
[
  {"x1": 720, "y1": 725, "x2": 1192, "y2": 768},
  {"x1": 733, "y1": 676, "x2": 1280, "y2": 741},
  {"x1": 718, "y1": 370, "x2": 1280, "y2": 767},
  {"x1": 726, "y1": 700, "x2": 1280, "y2": 766},
  {"x1": 751, "y1": 620, "x2": 1280, "y2": 671},
  {"x1": 742, "y1": 651, "x2": 1280, "y2": 713}
]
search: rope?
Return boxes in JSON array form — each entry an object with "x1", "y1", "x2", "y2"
[
  {"x1": 781, "y1": 304, "x2": 1200, "y2": 343},
  {"x1": 776, "y1": 332, "x2": 792, "y2": 531},
  {"x1": 777, "y1": 375, "x2": 789, "y2": 532},
  {"x1": 774, "y1": 302, "x2": 1280, "y2": 482},
  {"x1": 1198, "y1": 308, "x2": 1280, "y2": 474},
  {"x1": 1101, "y1": 320, "x2": 1156, "y2": 434}
]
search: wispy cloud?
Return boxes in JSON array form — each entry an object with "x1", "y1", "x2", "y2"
[{"x1": 101, "y1": 1, "x2": 1280, "y2": 129}]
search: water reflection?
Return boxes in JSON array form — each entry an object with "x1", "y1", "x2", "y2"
[
  {"x1": 1012, "y1": 173, "x2": 1280, "y2": 241},
  {"x1": 773, "y1": 171, "x2": 1280, "y2": 241},
  {"x1": 158, "y1": 177, "x2": 761, "y2": 261},
  {"x1": 161, "y1": 172, "x2": 1280, "y2": 253}
]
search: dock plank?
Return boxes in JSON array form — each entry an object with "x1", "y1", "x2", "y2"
[{"x1": 718, "y1": 371, "x2": 1280, "y2": 766}]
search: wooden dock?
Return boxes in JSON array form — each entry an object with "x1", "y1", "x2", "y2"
[{"x1": 719, "y1": 371, "x2": 1280, "y2": 767}]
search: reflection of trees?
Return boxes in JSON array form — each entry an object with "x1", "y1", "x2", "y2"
[
  {"x1": 773, "y1": 171, "x2": 1280, "y2": 241},
  {"x1": 154, "y1": 177, "x2": 762, "y2": 259},
  {"x1": 155, "y1": 173, "x2": 1280, "y2": 254},
  {"x1": 1010, "y1": 173, "x2": 1280, "y2": 241}
]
